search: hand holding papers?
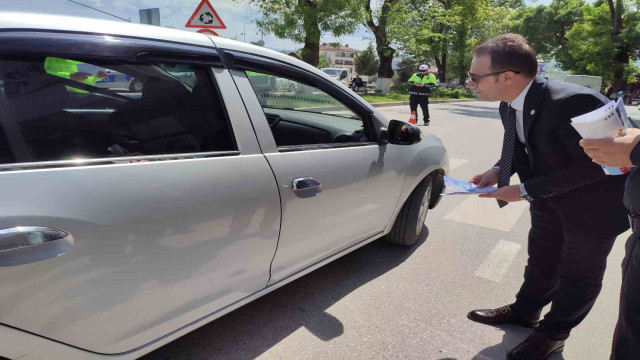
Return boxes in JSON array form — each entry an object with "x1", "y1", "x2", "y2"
[
  {"x1": 443, "y1": 176, "x2": 496, "y2": 195},
  {"x1": 571, "y1": 98, "x2": 633, "y2": 175}
]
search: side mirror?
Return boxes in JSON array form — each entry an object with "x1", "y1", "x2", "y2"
[{"x1": 387, "y1": 120, "x2": 422, "y2": 145}]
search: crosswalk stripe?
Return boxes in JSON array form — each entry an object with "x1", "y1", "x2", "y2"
[{"x1": 474, "y1": 240, "x2": 521, "y2": 282}]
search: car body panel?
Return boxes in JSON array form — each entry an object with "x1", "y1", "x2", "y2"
[
  {"x1": 0, "y1": 12, "x2": 448, "y2": 360},
  {"x1": 0, "y1": 155, "x2": 280, "y2": 354}
]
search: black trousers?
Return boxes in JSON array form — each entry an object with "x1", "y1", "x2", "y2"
[
  {"x1": 510, "y1": 201, "x2": 617, "y2": 340},
  {"x1": 611, "y1": 231, "x2": 640, "y2": 359},
  {"x1": 409, "y1": 95, "x2": 430, "y2": 123}
]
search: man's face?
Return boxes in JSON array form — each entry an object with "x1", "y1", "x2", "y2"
[{"x1": 467, "y1": 55, "x2": 503, "y2": 101}]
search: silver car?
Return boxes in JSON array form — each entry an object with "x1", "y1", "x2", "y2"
[{"x1": 0, "y1": 13, "x2": 448, "y2": 360}]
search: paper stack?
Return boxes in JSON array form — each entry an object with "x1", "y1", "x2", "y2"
[{"x1": 571, "y1": 98, "x2": 633, "y2": 175}]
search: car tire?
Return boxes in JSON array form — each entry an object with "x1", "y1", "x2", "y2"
[
  {"x1": 129, "y1": 79, "x2": 144, "y2": 92},
  {"x1": 385, "y1": 175, "x2": 432, "y2": 246}
]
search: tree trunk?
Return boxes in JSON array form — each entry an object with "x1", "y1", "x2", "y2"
[
  {"x1": 365, "y1": 0, "x2": 396, "y2": 79},
  {"x1": 608, "y1": 0, "x2": 627, "y2": 92},
  {"x1": 300, "y1": 0, "x2": 320, "y2": 67},
  {"x1": 301, "y1": 35, "x2": 320, "y2": 67},
  {"x1": 439, "y1": 53, "x2": 447, "y2": 83}
]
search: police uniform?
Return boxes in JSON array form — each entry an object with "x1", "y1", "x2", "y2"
[{"x1": 408, "y1": 69, "x2": 437, "y2": 125}]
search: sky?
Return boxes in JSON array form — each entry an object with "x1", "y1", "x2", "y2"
[{"x1": 1, "y1": 0, "x2": 553, "y2": 52}]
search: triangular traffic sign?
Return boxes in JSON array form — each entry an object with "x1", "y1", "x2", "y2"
[{"x1": 185, "y1": 0, "x2": 226, "y2": 29}]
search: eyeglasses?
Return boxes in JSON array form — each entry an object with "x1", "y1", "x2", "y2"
[{"x1": 467, "y1": 70, "x2": 521, "y2": 88}]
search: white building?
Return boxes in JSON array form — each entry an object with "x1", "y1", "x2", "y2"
[{"x1": 319, "y1": 43, "x2": 361, "y2": 77}]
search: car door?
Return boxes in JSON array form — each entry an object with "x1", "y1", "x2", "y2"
[
  {"x1": 227, "y1": 52, "x2": 406, "y2": 284},
  {"x1": 0, "y1": 33, "x2": 280, "y2": 354}
]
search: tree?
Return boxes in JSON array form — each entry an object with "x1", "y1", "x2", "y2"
[
  {"x1": 513, "y1": 0, "x2": 586, "y2": 70},
  {"x1": 565, "y1": 1, "x2": 640, "y2": 88},
  {"x1": 363, "y1": 0, "x2": 397, "y2": 93},
  {"x1": 389, "y1": 0, "x2": 513, "y2": 83},
  {"x1": 251, "y1": 0, "x2": 364, "y2": 66},
  {"x1": 355, "y1": 43, "x2": 380, "y2": 75}
]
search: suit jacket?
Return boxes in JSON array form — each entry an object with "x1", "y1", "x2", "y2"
[{"x1": 499, "y1": 76, "x2": 629, "y2": 237}]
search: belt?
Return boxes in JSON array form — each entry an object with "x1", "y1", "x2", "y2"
[{"x1": 630, "y1": 214, "x2": 639, "y2": 233}]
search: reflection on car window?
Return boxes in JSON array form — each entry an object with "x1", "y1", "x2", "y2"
[
  {"x1": 244, "y1": 70, "x2": 366, "y2": 148},
  {"x1": 0, "y1": 55, "x2": 236, "y2": 166}
]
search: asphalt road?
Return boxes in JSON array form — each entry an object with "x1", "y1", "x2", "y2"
[{"x1": 142, "y1": 101, "x2": 628, "y2": 360}]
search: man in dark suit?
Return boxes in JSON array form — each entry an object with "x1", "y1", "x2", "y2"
[
  {"x1": 465, "y1": 34, "x2": 629, "y2": 360},
  {"x1": 580, "y1": 129, "x2": 640, "y2": 360}
]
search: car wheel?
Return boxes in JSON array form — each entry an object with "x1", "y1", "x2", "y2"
[
  {"x1": 385, "y1": 175, "x2": 432, "y2": 246},
  {"x1": 129, "y1": 79, "x2": 144, "y2": 92}
]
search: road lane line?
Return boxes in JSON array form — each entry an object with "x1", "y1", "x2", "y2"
[{"x1": 474, "y1": 240, "x2": 521, "y2": 282}]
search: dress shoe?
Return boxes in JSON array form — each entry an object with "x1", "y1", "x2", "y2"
[
  {"x1": 507, "y1": 331, "x2": 564, "y2": 360},
  {"x1": 467, "y1": 305, "x2": 539, "y2": 328}
]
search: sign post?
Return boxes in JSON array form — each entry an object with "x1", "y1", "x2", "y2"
[{"x1": 185, "y1": 0, "x2": 226, "y2": 36}]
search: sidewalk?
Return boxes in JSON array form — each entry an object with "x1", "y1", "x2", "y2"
[{"x1": 370, "y1": 98, "x2": 476, "y2": 108}]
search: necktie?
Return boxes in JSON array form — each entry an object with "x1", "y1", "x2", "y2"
[{"x1": 497, "y1": 105, "x2": 517, "y2": 208}]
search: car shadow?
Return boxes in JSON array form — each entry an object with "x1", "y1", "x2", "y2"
[{"x1": 141, "y1": 226, "x2": 431, "y2": 360}]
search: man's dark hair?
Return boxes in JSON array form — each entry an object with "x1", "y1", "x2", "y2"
[{"x1": 474, "y1": 34, "x2": 538, "y2": 78}]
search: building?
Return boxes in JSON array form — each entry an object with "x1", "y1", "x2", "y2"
[{"x1": 319, "y1": 43, "x2": 361, "y2": 77}]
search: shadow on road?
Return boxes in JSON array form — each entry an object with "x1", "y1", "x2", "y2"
[
  {"x1": 471, "y1": 325, "x2": 566, "y2": 360},
  {"x1": 141, "y1": 226, "x2": 431, "y2": 360}
]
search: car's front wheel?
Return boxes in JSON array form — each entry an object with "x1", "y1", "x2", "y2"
[{"x1": 385, "y1": 175, "x2": 433, "y2": 246}]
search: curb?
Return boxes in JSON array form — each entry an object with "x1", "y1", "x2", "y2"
[{"x1": 370, "y1": 98, "x2": 476, "y2": 108}]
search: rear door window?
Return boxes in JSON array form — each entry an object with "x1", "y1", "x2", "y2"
[{"x1": 0, "y1": 55, "x2": 236, "y2": 166}]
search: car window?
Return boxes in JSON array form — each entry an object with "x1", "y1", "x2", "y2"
[
  {"x1": 0, "y1": 55, "x2": 236, "y2": 166},
  {"x1": 244, "y1": 70, "x2": 366, "y2": 148}
]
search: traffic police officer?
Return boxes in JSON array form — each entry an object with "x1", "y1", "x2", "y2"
[{"x1": 408, "y1": 64, "x2": 437, "y2": 125}]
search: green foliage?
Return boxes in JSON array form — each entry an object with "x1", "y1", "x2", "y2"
[
  {"x1": 388, "y1": 0, "x2": 516, "y2": 82},
  {"x1": 251, "y1": 0, "x2": 364, "y2": 65},
  {"x1": 565, "y1": 1, "x2": 640, "y2": 83},
  {"x1": 318, "y1": 53, "x2": 332, "y2": 69},
  {"x1": 355, "y1": 43, "x2": 380, "y2": 75},
  {"x1": 430, "y1": 87, "x2": 474, "y2": 98}
]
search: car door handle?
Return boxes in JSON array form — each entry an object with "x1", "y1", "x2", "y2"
[
  {"x1": 0, "y1": 227, "x2": 74, "y2": 267},
  {"x1": 292, "y1": 177, "x2": 322, "y2": 197}
]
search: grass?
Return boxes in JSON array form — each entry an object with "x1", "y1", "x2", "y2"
[{"x1": 359, "y1": 93, "x2": 474, "y2": 103}]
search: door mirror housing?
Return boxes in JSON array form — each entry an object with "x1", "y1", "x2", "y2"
[{"x1": 387, "y1": 120, "x2": 422, "y2": 145}]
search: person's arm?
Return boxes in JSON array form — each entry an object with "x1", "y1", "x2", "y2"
[
  {"x1": 523, "y1": 94, "x2": 610, "y2": 200},
  {"x1": 408, "y1": 74, "x2": 418, "y2": 85}
]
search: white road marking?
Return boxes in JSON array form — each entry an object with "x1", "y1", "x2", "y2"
[
  {"x1": 443, "y1": 194, "x2": 528, "y2": 232},
  {"x1": 475, "y1": 240, "x2": 521, "y2": 282},
  {"x1": 443, "y1": 174, "x2": 528, "y2": 232}
]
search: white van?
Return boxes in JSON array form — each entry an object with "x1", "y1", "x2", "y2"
[
  {"x1": 564, "y1": 75, "x2": 602, "y2": 92},
  {"x1": 321, "y1": 67, "x2": 351, "y2": 85}
]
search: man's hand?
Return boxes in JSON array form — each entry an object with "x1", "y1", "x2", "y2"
[
  {"x1": 579, "y1": 128, "x2": 640, "y2": 167},
  {"x1": 96, "y1": 71, "x2": 107, "y2": 79},
  {"x1": 469, "y1": 168, "x2": 499, "y2": 188},
  {"x1": 479, "y1": 185, "x2": 522, "y2": 202}
]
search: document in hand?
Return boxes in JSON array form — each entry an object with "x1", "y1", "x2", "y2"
[
  {"x1": 571, "y1": 98, "x2": 632, "y2": 175},
  {"x1": 442, "y1": 176, "x2": 496, "y2": 195}
]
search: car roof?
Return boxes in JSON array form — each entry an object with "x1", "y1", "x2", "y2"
[
  {"x1": 0, "y1": 12, "x2": 214, "y2": 48},
  {"x1": 0, "y1": 12, "x2": 342, "y2": 85}
]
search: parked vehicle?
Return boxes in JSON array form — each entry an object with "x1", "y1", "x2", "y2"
[
  {"x1": 321, "y1": 67, "x2": 351, "y2": 86},
  {"x1": 563, "y1": 75, "x2": 602, "y2": 92},
  {"x1": 0, "y1": 12, "x2": 448, "y2": 360}
]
